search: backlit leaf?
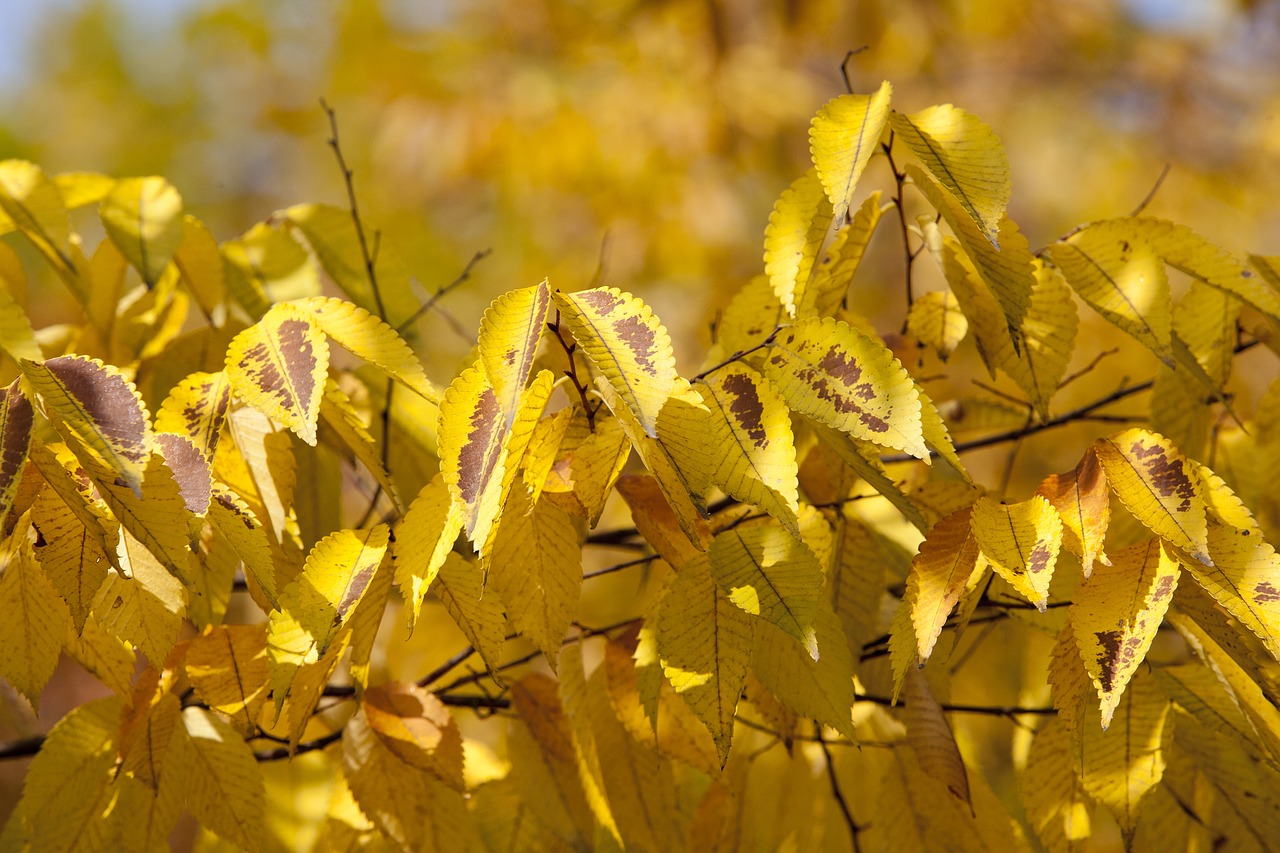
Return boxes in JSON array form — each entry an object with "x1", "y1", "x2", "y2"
[
  {"x1": 809, "y1": 81, "x2": 892, "y2": 226},
  {"x1": 909, "y1": 163, "x2": 1035, "y2": 339},
  {"x1": 1036, "y1": 447, "x2": 1111, "y2": 575},
  {"x1": 1093, "y1": 428, "x2": 1211, "y2": 565},
  {"x1": 616, "y1": 472, "x2": 709, "y2": 569},
  {"x1": 225, "y1": 305, "x2": 329, "y2": 446},
  {"x1": 173, "y1": 214, "x2": 226, "y2": 320},
  {"x1": 905, "y1": 667, "x2": 971, "y2": 807},
  {"x1": 1023, "y1": 718, "x2": 1093, "y2": 853},
  {"x1": 1048, "y1": 222, "x2": 1174, "y2": 366},
  {"x1": 763, "y1": 168, "x2": 833, "y2": 317},
  {"x1": 0, "y1": 378, "x2": 33, "y2": 528},
  {"x1": 267, "y1": 525, "x2": 389, "y2": 704},
  {"x1": 800, "y1": 191, "x2": 888, "y2": 319},
  {"x1": 434, "y1": 551, "x2": 507, "y2": 678},
  {"x1": 185, "y1": 624, "x2": 270, "y2": 735},
  {"x1": 541, "y1": 410, "x2": 631, "y2": 526},
  {"x1": 697, "y1": 364, "x2": 801, "y2": 537},
  {"x1": 1079, "y1": 669, "x2": 1170, "y2": 839},
  {"x1": 317, "y1": 378, "x2": 400, "y2": 508},
  {"x1": 31, "y1": 487, "x2": 110, "y2": 632},
  {"x1": 289, "y1": 295, "x2": 436, "y2": 401},
  {"x1": 1071, "y1": 538, "x2": 1179, "y2": 728},
  {"x1": 0, "y1": 160, "x2": 74, "y2": 279},
  {"x1": 657, "y1": 553, "x2": 754, "y2": 765},
  {"x1": 392, "y1": 473, "x2": 463, "y2": 628},
  {"x1": 363, "y1": 682, "x2": 465, "y2": 790},
  {"x1": 709, "y1": 522, "x2": 823, "y2": 658},
  {"x1": 0, "y1": 252, "x2": 42, "y2": 363},
  {"x1": 906, "y1": 289, "x2": 968, "y2": 360},
  {"x1": 0, "y1": 530, "x2": 72, "y2": 707},
  {"x1": 479, "y1": 280, "x2": 551, "y2": 424},
  {"x1": 909, "y1": 507, "x2": 985, "y2": 663},
  {"x1": 91, "y1": 530, "x2": 187, "y2": 665},
  {"x1": 970, "y1": 495, "x2": 1062, "y2": 610},
  {"x1": 438, "y1": 364, "x2": 507, "y2": 550},
  {"x1": 751, "y1": 603, "x2": 855, "y2": 738},
  {"x1": 22, "y1": 355, "x2": 151, "y2": 497},
  {"x1": 1177, "y1": 522, "x2": 1280, "y2": 660},
  {"x1": 98, "y1": 176, "x2": 183, "y2": 287},
  {"x1": 179, "y1": 706, "x2": 267, "y2": 851},
  {"x1": 763, "y1": 315, "x2": 927, "y2": 458},
  {"x1": 154, "y1": 370, "x2": 230, "y2": 462},
  {"x1": 892, "y1": 104, "x2": 1010, "y2": 246},
  {"x1": 207, "y1": 485, "x2": 279, "y2": 610},
  {"x1": 553, "y1": 287, "x2": 679, "y2": 437},
  {"x1": 485, "y1": 486, "x2": 581, "y2": 667}
]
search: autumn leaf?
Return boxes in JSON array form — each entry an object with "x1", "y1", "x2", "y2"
[
  {"x1": 226, "y1": 304, "x2": 329, "y2": 446},
  {"x1": 909, "y1": 506, "x2": 985, "y2": 663},
  {"x1": 98, "y1": 176, "x2": 183, "y2": 287},
  {"x1": 1036, "y1": 447, "x2": 1111, "y2": 575},
  {"x1": 970, "y1": 495, "x2": 1062, "y2": 610},
  {"x1": 479, "y1": 279, "x2": 551, "y2": 425},
  {"x1": 763, "y1": 169, "x2": 834, "y2": 317},
  {"x1": 810, "y1": 81, "x2": 892, "y2": 227}
]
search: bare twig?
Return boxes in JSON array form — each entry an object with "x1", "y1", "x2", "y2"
[
  {"x1": 839, "y1": 46, "x2": 870, "y2": 94},
  {"x1": 692, "y1": 327, "x2": 780, "y2": 382},
  {"x1": 394, "y1": 248, "x2": 492, "y2": 335},
  {"x1": 881, "y1": 134, "x2": 920, "y2": 321},
  {"x1": 1130, "y1": 162, "x2": 1173, "y2": 217},
  {"x1": 548, "y1": 309, "x2": 601, "y2": 430},
  {"x1": 819, "y1": 729, "x2": 864, "y2": 852}
]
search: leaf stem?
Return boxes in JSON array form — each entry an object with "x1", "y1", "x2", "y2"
[{"x1": 548, "y1": 309, "x2": 601, "y2": 431}]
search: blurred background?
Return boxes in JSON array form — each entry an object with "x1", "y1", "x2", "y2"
[{"x1": 4, "y1": 0, "x2": 1280, "y2": 373}]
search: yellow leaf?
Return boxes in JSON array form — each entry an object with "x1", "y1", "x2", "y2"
[
  {"x1": 615, "y1": 472, "x2": 710, "y2": 568},
  {"x1": 830, "y1": 509, "x2": 906, "y2": 661},
  {"x1": 116, "y1": 670, "x2": 182, "y2": 789},
  {"x1": 909, "y1": 507, "x2": 985, "y2": 663},
  {"x1": 22, "y1": 355, "x2": 151, "y2": 498},
  {"x1": 64, "y1": 614, "x2": 136, "y2": 696},
  {"x1": 0, "y1": 250, "x2": 43, "y2": 363},
  {"x1": 1079, "y1": 668, "x2": 1170, "y2": 839},
  {"x1": 801, "y1": 191, "x2": 889, "y2": 319},
  {"x1": 891, "y1": 104, "x2": 1010, "y2": 247},
  {"x1": 553, "y1": 287, "x2": 679, "y2": 436},
  {"x1": 710, "y1": 274, "x2": 788, "y2": 361},
  {"x1": 281, "y1": 202, "x2": 423, "y2": 333},
  {"x1": 1070, "y1": 538, "x2": 1180, "y2": 728},
  {"x1": 970, "y1": 495, "x2": 1062, "y2": 610},
  {"x1": 347, "y1": 545, "x2": 393, "y2": 691},
  {"x1": 98, "y1": 176, "x2": 184, "y2": 287},
  {"x1": 812, "y1": 425, "x2": 930, "y2": 532},
  {"x1": 341, "y1": 704, "x2": 474, "y2": 852},
  {"x1": 482, "y1": 368, "x2": 556, "y2": 553},
  {"x1": 434, "y1": 551, "x2": 507, "y2": 678},
  {"x1": 479, "y1": 280, "x2": 551, "y2": 424},
  {"x1": 393, "y1": 473, "x2": 463, "y2": 628},
  {"x1": 910, "y1": 163, "x2": 1035, "y2": 340},
  {"x1": 905, "y1": 667, "x2": 971, "y2": 807},
  {"x1": 0, "y1": 528, "x2": 72, "y2": 708},
  {"x1": 207, "y1": 485, "x2": 279, "y2": 611},
  {"x1": 267, "y1": 525, "x2": 389, "y2": 704},
  {"x1": 91, "y1": 530, "x2": 187, "y2": 665},
  {"x1": 317, "y1": 378, "x2": 400, "y2": 509},
  {"x1": 1093, "y1": 428, "x2": 1211, "y2": 565},
  {"x1": 289, "y1": 295, "x2": 437, "y2": 402},
  {"x1": 557, "y1": 645, "x2": 623, "y2": 846},
  {"x1": 179, "y1": 706, "x2": 268, "y2": 851},
  {"x1": 763, "y1": 169, "x2": 834, "y2": 317},
  {"x1": 185, "y1": 624, "x2": 270, "y2": 735},
  {"x1": 547, "y1": 410, "x2": 632, "y2": 525},
  {"x1": 1175, "y1": 281, "x2": 1241, "y2": 387},
  {"x1": 1048, "y1": 623, "x2": 1091, "y2": 738},
  {"x1": 698, "y1": 364, "x2": 801, "y2": 537},
  {"x1": 809, "y1": 81, "x2": 892, "y2": 226},
  {"x1": 1177, "y1": 521, "x2": 1280, "y2": 660},
  {"x1": 225, "y1": 304, "x2": 329, "y2": 445},
  {"x1": 710, "y1": 523, "x2": 823, "y2": 658},
  {"x1": 508, "y1": 673, "x2": 597, "y2": 845},
  {"x1": 173, "y1": 214, "x2": 227, "y2": 321},
  {"x1": 53, "y1": 171, "x2": 114, "y2": 209},
  {"x1": 1048, "y1": 221, "x2": 1174, "y2": 366},
  {"x1": 907, "y1": 289, "x2": 968, "y2": 360},
  {"x1": 12, "y1": 697, "x2": 121, "y2": 853},
  {"x1": 764, "y1": 316, "x2": 927, "y2": 458},
  {"x1": 657, "y1": 553, "x2": 754, "y2": 765},
  {"x1": 1023, "y1": 718, "x2": 1093, "y2": 853},
  {"x1": 485, "y1": 486, "x2": 581, "y2": 667},
  {"x1": 0, "y1": 160, "x2": 74, "y2": 279},
  {"x1": 520, "y1": 407, "x2": 572, "y2": 503},
  {"x1": 221, "y1": 221, "x2": 313, "y2": 320},
  {"x1": 363, "y1": 682, "x2": 465, "y2": 789},
  {"x1": 31, "y1": 487, "x2": 110, "y2": 633},
  {"x1": 1036, "y1": 447, "x2": 1112, "y2": 575},
  {"x1": 644, "y1": 388, "x2": 716, "y2": 542},
  {"x1": 752, "y1": 602, "x2": 855, "y2": 737},
  {"x1": 154, "y1": 370, "x2": 230, "y2": 462},
  {"x1": 438, "y1": 363, "x2": 508, "y2": 550}
]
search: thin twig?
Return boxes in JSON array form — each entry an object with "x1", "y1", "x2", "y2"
[
  {"x1": 839, "y1": 47, "x2": 870, "y2": 95},
  {"x1": 1057, "y1": 348, "x2": 1120, "y2": 390},
  {"x1": 394, "y1": 248, "x2": 492, "y2": 335},
  {"x1": 583, "y1": 553, "x2": 661, "y2": 580},
  {"x1": 548, "y1": 309, "x2": 601, "y2": 430},
  {"x1": 881, "y1": 133, "x2": 919, "y2": 321},
  {"x1": 1130, "y1": 162, "x2": 1172, "y2": 217},
  {"x1": 692, "y1": 328, "x2": 780, "y2": 382},
  {"x1": 855, "y1": 693, "x2": 1055, "y2": 717},
  {"x1": 819, "y1": 729, "x2": 864, "y2": 852}
]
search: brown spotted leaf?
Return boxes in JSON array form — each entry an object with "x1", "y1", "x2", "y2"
[
  {"x1": 0, "y1": 377, "x2": 33, "y2": 527},
  {"x1": 225, "y1": 304, "x2": 329, "y2": 446},
  {"x1": 22, "y1": 355, "x2": 151, "y2": 497},
  {"x1": 154, "y1": 370, "x2": 230, "y2": 462},
  {"x1": 266, "y1": 524, "x2": 390, "y2": 706},
  {"x1": 437, "y1": 363, "x2": 507, "y2": 551},
  {"x1": 553, "y1": 287, "x2": 679, "y2": 437},
  {"x1": 1036, "y1": 447, "x2": 1112, "y2": 576},
  {"x1": 479, "y1": 280, "x2": 551, "y2": 426},
  {"x1": 1071, "y1": 538, "x2": 1180, "y2": 728},
  {"x1": 363, "y1": 682, "x2": 466, "y2": 791},
  {"x1": 763, "y1": 316, "x2": 926, "y2": 458},
  {"x1": 970, "y1": 495, "x2": 1062, "y2": 610},
  {"x1": 1094, "y1": 429, "x2": 1211, "y2": 566},
  {"x1": 1177, "y1": 521, "x2": 1280, "y2": 661}
]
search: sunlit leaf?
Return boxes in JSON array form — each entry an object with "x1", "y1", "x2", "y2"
[
  {"x1": 809, "y1": 81, "x2": 892, "y2": 226},
  {"x1": 801, "y1": 191, "x2": 888, "y2": 319},
  {"x1": 763, "y1": 315, "x2": 927, "y2": 458},
  {"x1": 909, "y1": 507, "x2": 985, "y2": 663},
  {"x1": 185, "y1": 624, "x2": 270, "y2": 736},
  {"x1": 179, "y1": 707, "x2": 267, "y2": 851},
  {"x1": 1023, "y1": 718, "x2": 1094, "y2": 853},
  {"x1": 91, "y1": 530, "x2": 187, "y2": 665},
  {"x1": 751, "y1": 603, "x2": 855, "y2": 738},
  {"x1": 479, "y1": 279, "x2": 551, "y2": 424},
  {"x1": 1036, "y1": 447, "x2": 1111, "y2": 575},
  {"x1": 31, "y1": 487, "x2": 110, "y2": 633},
  {"x1": 906, "y1": 289, "x2": 968, "y2": 360},
  {"x1": 392, "y1": 473, "x2": 463, "y2": 628},
  {"x1": 1176, "y1": 521, "x2": 1280, "y2": 661},
  {"x1": 1071, "y1": 538, "x2": 1179, "y2": 728},
  {"x1": 0, "y1": 529, "x2": 72, "y2": 708},
  {"x1": 225, "y1": 304, "x2": 329, "y2": 446},
  {"x1": 970, "y1": 495, "x2": 1062, "y2": 610},
  {"x1": 154, "y1": 370, "x2": 230, "y2": 462},
  {"x1": 438, "y1": 363, "x2": 507, "y2": 549},
  {"x1": 1093, "y1": 428, "x2": 1211, "y2": 565},
  {"x1": 434, "y1": 551, "x2": 507, "y2": 678},
  {"x1": 363, "y1": 682, "x2": 465, "y2": 789},
  {"x1": 0, "y1": 160, "x2": 74, "y2": 279},
  {"x1": 763, "y1": 169, "x2": 833, "y2": 317},
  {"x1": 99, "y1": 176, "x2": 184, "y2": 287}
]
